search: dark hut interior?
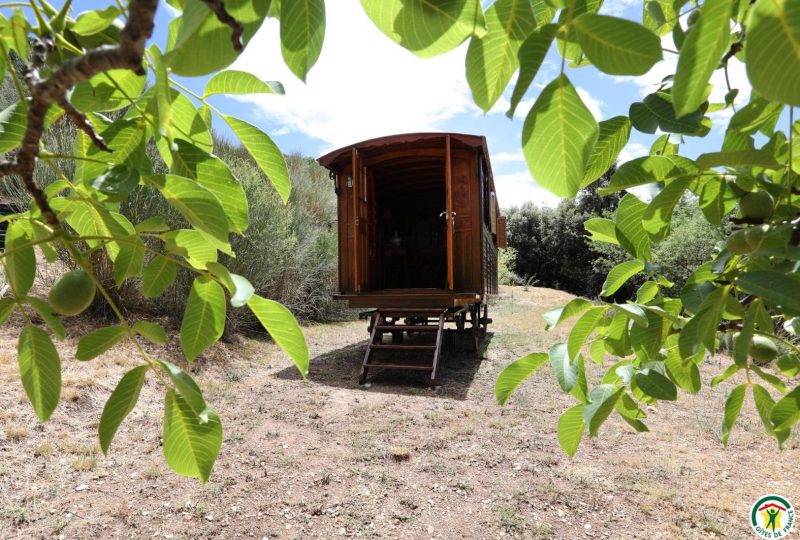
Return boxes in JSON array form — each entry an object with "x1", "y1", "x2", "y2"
[{"x1": 371, "y1": 156, "x2": 447, "y2": 289}]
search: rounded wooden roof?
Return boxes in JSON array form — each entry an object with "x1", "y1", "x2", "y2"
[{"x1": 317, "y1": 132, "x2": 492, "y2": 172}]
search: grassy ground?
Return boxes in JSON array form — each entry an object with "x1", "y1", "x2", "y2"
[{"x1": 0, "y1": 286, "x2": 798, "y2": 539}]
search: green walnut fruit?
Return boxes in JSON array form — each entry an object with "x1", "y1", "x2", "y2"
[
  {"x1": 744, "y1": 224, "x2": 769, "y2": 251},
  {"x1": 726, "y1": 229, "x2": 751, "y2": 255},
  {"x1": 687, "y1": 9, "x2": 701, "y2": 27},
  {"x1": 731, "y1": 333, "x2": 780, "y2": 365},
  {"x1": 739, "y1": 191, "x2": 775, "y2": 221},
  {"x1": 749, "y1": 335, "x2": 779, "y2": 365},
  {"x1": 48, "y1": 270, "x2": 96, "y2": 316}
]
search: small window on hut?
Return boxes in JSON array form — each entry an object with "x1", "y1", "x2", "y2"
[
  {"x1": 489, "y1": 192, "x2": 497, "y2": 233},
  {"x1": 497, "y1": 216, "x2": 507, "y2": 248}
]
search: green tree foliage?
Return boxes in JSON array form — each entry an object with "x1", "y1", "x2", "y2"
[
  {"x1": 432, "y1": 0, "x2": 800, "y2": 456},
  {"x1": 504, "y1": 168, "x2": 631, "y2": 298},
  {"x1": 357, "y1": 0, "x2": 800, "y2": 453},
  {"x1": 497, "y1": 247, "x2": 519, "y2": 286},
  {"x1": 506, "y1": 200, "x2": 603, "y2": 295},
  {"x1": 560, "y1": 196, "x2": 728, "y2": 299},
  {"x1": 0, "y1": 1, "x2": 318, "y2": 483},
  {"x1": 118, "y1": 146, "x2": 341, "y2": 330}
]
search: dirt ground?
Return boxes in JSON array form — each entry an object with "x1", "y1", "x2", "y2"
[{"x1": 0, "y1": 285, "x2": 798, "y2": 539}]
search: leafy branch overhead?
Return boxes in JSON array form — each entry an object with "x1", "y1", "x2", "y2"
[
  {"x1": 0, "y1": 0, "x2": 311, "y2": 483},
  {"x1": 2, "y1": 0, "x2": 800, "y2": 481},
  {"x1": 358, "y1": 0, "x2": 799, "y2": 456}
]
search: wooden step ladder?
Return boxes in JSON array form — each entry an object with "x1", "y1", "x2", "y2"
[{"x1": 359, "y1": 308, "x2": 447, "y2": 386}]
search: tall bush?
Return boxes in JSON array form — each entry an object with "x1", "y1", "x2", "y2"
[
  {"x1": 120, "y1": 143, "x2": 342, "y2": 329},
  {"x1": 1, "y1": 78, "x2": 341, "y2": 326},
  {"x1": 506, "y1": 185, "x2": 728, "y2": 301},
  {"x1": 506, "y1": 201, "x2": 599, "y2": 295}
]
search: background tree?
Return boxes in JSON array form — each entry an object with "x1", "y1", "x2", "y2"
[{"x1": 504, "y1": 167, "x2": 625, "y2": 297}]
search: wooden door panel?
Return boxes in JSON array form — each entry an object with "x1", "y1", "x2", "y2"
[
  {"x1": 357, "y1": 169, "x2": 369, "y2": 291},
  {"x1": 451, "y1": 152, "x2": 481, "y2": 291},
  {"x1": 338, "y1": 164, "x2": 354, "y2": 293},
  {"x1": 351, "y1": 151, "x2": 371, "y2": 293}
]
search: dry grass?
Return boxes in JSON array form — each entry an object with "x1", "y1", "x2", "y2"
[
  {"x1": 32, "y1": 441, "x2": 53, "y2": 457},
  {"x1": 60, "y1": 441, "x2": 98, "y2": 456},
  {"x1": 4, "y1": 427, "x2": 28, "y2": 441},
  {"x1": 62, "y1": 387, "x2": 83, "y2": 402},
  {"x1": 69, "y1": 456, "x2": 97, "y2": 472},
  {"x1": 389, "y1": 447, "x2": 411, "y2": 462},
  {"x1": 143, "y1": 465, "x2": 163, "y2": 480}
]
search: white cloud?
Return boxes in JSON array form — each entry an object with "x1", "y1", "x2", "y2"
[
  {"x1": 706, "y1": 57, "x2": 750, "y2": 132},
  {"x1": 161, "y1": 0, "x2": 179, "y2": 17},
  {"x1": 577, "y1": 87, "x2": 604, "y2": 120},
  {"x1": 229, "y1": 0, "x2": 473, "y2": 151},
  {"x1": 628, "y1": 184, "x2": 660, "y2": 204},
  {"x1": 484, "y1": 95, "x2": 512, "y2": 117},
  {"x1": 508, "y1": 98, "x2": 536, "y2": 119},
  {"x1": 616, "y1": 145, "x2": 661, "y2": 203},
  {"x1": 618, "y1": 142, "x2": 648, "y2": 163},
  {"x1": 489, "y1": 86, "x2": 599, "y2": 122},
  {"x1": 491, "y1": 151, "x2": 525, "y2": 165},
  {"x1": 612, "y1": 25, "x2": 751, "y2": 108},
  {"x1": 494, "y1": 170, "x2": 562, "y2": 208},
  {"x1": 599, "y1": 0, "x2": 640, "y2": 17}
]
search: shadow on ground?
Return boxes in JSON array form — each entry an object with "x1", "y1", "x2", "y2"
[{"x1": 276, "y1": 331, "x2": 494, "y2": 400}]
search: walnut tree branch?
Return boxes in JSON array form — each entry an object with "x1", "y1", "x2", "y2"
[
  {"x1": 202, "y1": 0, "x2": 244, "y2": 52},
  {"x1": 0, "y1": 0, "x2": 158, "y2": 228},
  {"x1": 57, "y1": 97, "x2": 110, "y2": 152}
]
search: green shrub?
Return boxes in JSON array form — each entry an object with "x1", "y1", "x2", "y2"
[
  {"x1": 1, "y1": 73, "x2": 343, "y2": 327},
  {"x1": 650, "y1": 202, "x2": 729, "y2": 293},
  {"x1": 119, "y1": 139, "x2": 343, "y2": 329},
  {"x1": 506, "y1": 202, "x2": 601, "y2": 296},
  {"x1": 506, "y1": 192, "x2": 728, "y2": 300},
  {"x1": 498, "y1": 247, "x2": 522, "y2": 285},
  {"x1": 591, "y1": 200, "x2": 729, "y2": 297}
]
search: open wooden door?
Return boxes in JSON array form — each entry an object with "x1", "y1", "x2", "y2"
[
  {"x1": 447, "y1": 137, "x2": 482, "y2": 292},
  {"x1": 351, "y1": 148, "x2": 370, "y2": 292},
  {"x1": 444, "y1": 136, "x2": 454, "y2": 290}
]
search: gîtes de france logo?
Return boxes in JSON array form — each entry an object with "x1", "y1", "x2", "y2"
[{"x1": 751, "y1": 495, "x2": 795, "y2": 538}]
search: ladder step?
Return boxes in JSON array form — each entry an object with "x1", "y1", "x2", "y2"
[
  {"x1": 375, "y1": 325, "x2": 438, "y2": 332},
  {"x1": 364, "y1": 363, "x2": 433, "y2": 371},
  {"x1": 378, "y1": 308, "x2": 448, "y2": 313},
  {"x1": 374, "y1": 310, "x2": 448, "y2": 317},
  {"x1": 369, "y1": 344, "x2": 437, "y2": 350}
]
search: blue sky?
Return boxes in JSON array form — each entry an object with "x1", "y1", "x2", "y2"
[{"x1": 28, "y1": 1, "x2": 753, "y2": 207}]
